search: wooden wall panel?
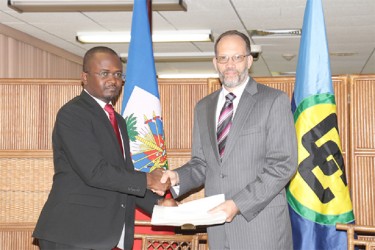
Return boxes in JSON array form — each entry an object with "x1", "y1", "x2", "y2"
[
  {"x1": 332, "y1": 77, "x2": 350, "y2": 186},
  {"x1": 255, "y1": 77, "x2": 296, "y2": 98},
  {"x1": 350, "y1": 76, "x2": 375, "y2": 150},
  {"x1": 158, "y1": 79, "x2": 209, "y2": 150},
  {"x1": 0, "y1": 83, "x2": 41, "y2": 150},
  {"x1": 0, "y1": 80, "x2": 82, "y2": 150},
  {"x1": 350, "y1": 75, "x2": 375, "y2": 226},
  {"x1": 0, "y1": 223, "x2": 38, "y2": 250},
  {"x1": 0, "y1": 151, "x2": 53, "y2": 223},
  {"x1": 352, "y1": 156, "x2": 375, "y2": 226}
]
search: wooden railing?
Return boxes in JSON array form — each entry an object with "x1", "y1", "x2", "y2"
[{"x1": 336, "y1": 223, "x2": 375, "y2": 250}]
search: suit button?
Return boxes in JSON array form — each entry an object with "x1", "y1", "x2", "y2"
[
  {"x1": 128, "y1": 187, "x2": 140, "y2": 192},
  {"x1": 220, "y1": 174, "x2": 225, "y2": 178},
  {"x1": 121, "y1": 204, "x2": 125, "y2": 208}
]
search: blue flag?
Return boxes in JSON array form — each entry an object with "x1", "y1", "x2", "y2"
[
  {"x1": 287, "y1": 0, "x2": 355, "y2": 249},
  {"x1": 121, "y1": 0, "x2": 168, "y2": 173}
]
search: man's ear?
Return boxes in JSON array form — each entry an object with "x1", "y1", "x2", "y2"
[
  {"x1": 247, "y1": 55, "x2": 253, "y2": 70},
  {"x1": 81, "y1": 72, "x2": 88, "y2": 87}
]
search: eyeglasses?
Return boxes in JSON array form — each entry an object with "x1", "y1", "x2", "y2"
[
  {"x1": 216, "y1": 54, "x2": 250, "y2": 64},
  {"x1": 86, "y1": 71, "x2": 124, "y2": 80}
]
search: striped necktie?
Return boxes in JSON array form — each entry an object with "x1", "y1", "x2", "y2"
[{"x1": 217, "y1": 92, "x2": 236, "y2": 159}]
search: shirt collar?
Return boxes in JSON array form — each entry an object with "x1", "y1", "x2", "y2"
[{"x1": 221, "y1": 76, "x2": 249, "y2": 100}]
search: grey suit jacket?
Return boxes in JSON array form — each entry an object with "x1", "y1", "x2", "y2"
[
  {"x1": 175, "y1": 78, "x2": 298, "y2": 250},
  {"x1": 33, "y1": 90, "x2": 160, "y2": 250}
]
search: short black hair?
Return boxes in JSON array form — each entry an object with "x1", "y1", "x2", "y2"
[
  {"x1": 82, "y1": 46, "x2": 119, "y2": 72},
  {"x1": 214, "y1": 30, "x2": 251, "y2": 55}
]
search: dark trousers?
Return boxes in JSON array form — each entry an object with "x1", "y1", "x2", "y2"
[{"x1": 38, "y1": 239, "x2": 115, "y2": 250}]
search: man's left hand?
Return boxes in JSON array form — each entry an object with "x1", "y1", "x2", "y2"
[{"x1": 209, "y1": 200, "x2": 239, "y2": 222}]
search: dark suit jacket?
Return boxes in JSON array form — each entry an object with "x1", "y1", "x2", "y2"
[{"x1": 33, "y1": 90, "x2": 159, "y2": 250}]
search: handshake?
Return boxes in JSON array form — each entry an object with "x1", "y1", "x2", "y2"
[
  {"x1": 146, "y1": 168, "x2": 179, "y2": 196},
  {"x1": 146, "y1": 168, "x2": 238, "y2": 222}
]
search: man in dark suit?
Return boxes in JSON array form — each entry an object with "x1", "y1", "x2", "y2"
[
  {"x1": 33, "y1": 46, "x2": 172, "y2": 250},
  {"x1": 161, "y1": 30, "x2": 298, "y2": 249}
]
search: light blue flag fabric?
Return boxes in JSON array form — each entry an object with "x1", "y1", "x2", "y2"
[
  {"x1": 121, "y1": 0, "x2": 168, "y2": 173},
  {"x1": 287, "y1": 0, "x2": 355, "y2": 249},
  {"x1": 293, "y1": 0, "x2": 333, "y2": 108}
]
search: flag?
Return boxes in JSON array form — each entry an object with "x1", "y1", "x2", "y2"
[
  {"x1": 121, "y1": 0, "x2": 173, "y2": 248},
  {"x1": 286, "y1": 0, "x2": 355, "y2": 249}
]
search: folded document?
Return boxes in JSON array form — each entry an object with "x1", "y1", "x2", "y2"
[{"x1": 151, "y1": 194, "x2": 226, "y2": 226}]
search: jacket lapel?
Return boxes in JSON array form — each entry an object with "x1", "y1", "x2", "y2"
[
  {"x1": 206, "y1": 91, "x2": 221, "y2": 164},
  {"x1": 80, "y1": 91, "x2": 124, "y2": 158},
  {"x1": 221, "y1": 78, "x2": 258, "y2": 163}
]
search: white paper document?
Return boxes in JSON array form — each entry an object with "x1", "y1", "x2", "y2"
[{"x1": 151, "y1": 194, "x2": 227, "y2": 226}]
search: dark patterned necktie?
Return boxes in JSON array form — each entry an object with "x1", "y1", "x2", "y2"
[
  {"x1": 217, "y1": 92, "x2": 236, "y2": 159},
  {"x1": 104, "y1": 104, "x2": 124, "y2": 155}
]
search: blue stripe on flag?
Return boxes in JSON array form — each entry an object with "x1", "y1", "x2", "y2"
[
  {"x1": 289, "y1": 205, "x2": 348, "y2": 250},
  {"x1": 293, "y1": 0, "x2": 333, "y2": 108},
  {"x1": 121, "y1": 0, "x2": 159, "y2": 111}
]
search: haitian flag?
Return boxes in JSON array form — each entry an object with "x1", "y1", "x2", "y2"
[
  {"x1": 286, "y1": 0, "x2": 355, "y2": 249},
  {"x1": 122, "y1": 0, "x2": 168, "y2": 172},
  {"x1": 121, "y1": 0, "x2": 172, "y2": 248}
]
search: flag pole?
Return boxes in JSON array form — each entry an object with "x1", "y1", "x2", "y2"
[{"x1": 147, "y1": 0, "x2": 152, "y2": 34}]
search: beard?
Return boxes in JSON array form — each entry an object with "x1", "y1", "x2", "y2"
[
  {"x1": 103, "y1": 85, "x2": 121, "y2": 103},
  {"x1": 218, "y1": 67, "x2": 248, "y2": 89}
]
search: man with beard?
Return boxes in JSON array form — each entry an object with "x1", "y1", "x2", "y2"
[{"x1": 161, "y1": 30, "x2": 298, "y2": 249}]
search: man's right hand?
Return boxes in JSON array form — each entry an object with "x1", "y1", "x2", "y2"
[
  {"x1": 146, "y1": 168, "x2": 171, "y2": 194},
  {"x1": 160, "y1": 170, "x2": 179, "y2": 186}
]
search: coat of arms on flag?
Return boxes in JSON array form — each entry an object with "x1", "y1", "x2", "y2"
[{"x1": 124, "y1": 86, "x2": 168, "y2": 173}]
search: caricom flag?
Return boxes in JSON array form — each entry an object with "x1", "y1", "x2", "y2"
[
  {"x1": 121, "y1": 0, "x2": 168, "y2": 173},
  {"x1": 286, "y1": 0, "x2": 355, "y2": 249}
]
